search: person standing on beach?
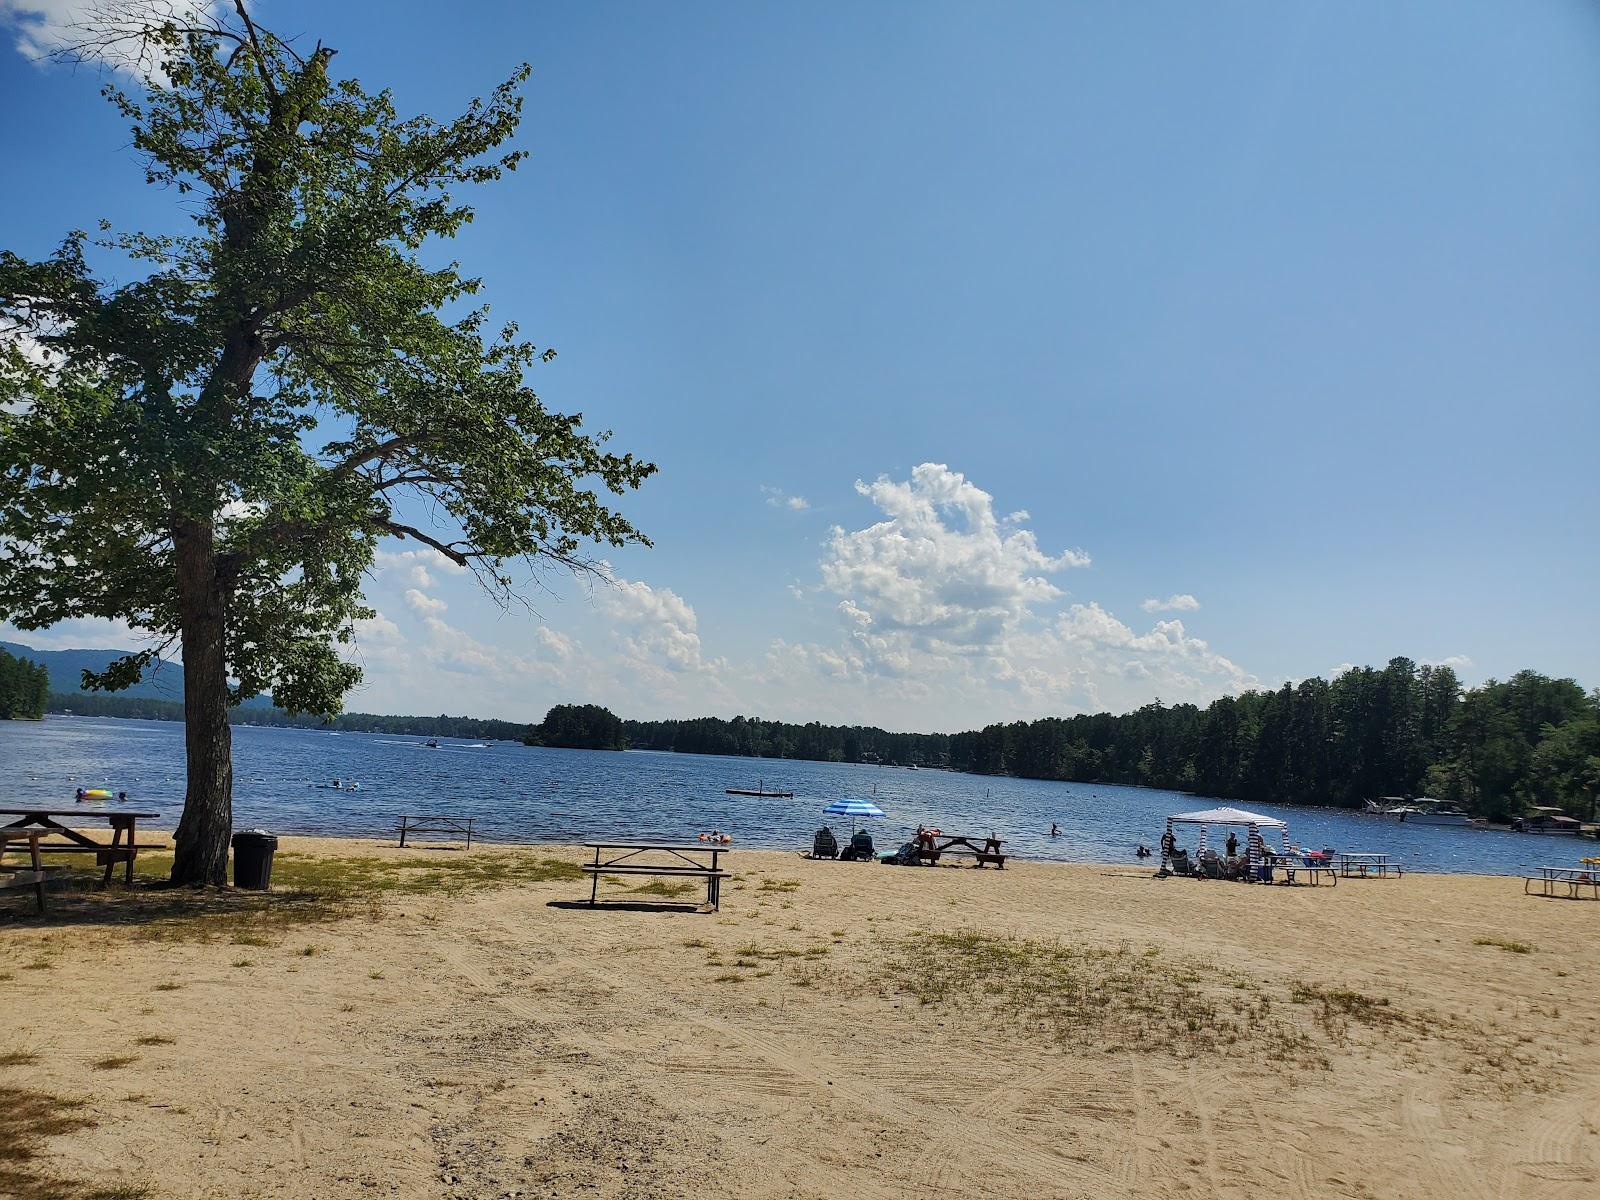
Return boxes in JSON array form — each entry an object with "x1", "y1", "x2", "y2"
[{"x1": 1225, "y1": 831, "x2": 1239, "y2": 857}]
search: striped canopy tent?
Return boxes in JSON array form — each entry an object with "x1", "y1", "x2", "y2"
[{"x1": 1162, "y1": 806, "x2": 1290, "y2": 875}]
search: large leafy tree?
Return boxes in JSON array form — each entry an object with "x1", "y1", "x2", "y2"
[{"x1": 0, "y1": 5, "x2": 654, "y2": 884}]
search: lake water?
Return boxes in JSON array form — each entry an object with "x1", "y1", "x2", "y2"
[{"x1": 0, "y1": 715, "x2": 1576, "y2": 876}]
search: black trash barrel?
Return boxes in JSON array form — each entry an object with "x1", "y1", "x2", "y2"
[{"x1": 231, "y1": 830, "x2": 278, "y2": 890}]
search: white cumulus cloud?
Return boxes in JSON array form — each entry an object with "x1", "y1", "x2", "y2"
[
  {"x1": 374, "y1": 547, "x2": 465, "y2": 578},
  {"x1": 1141, "y1": 593, "x2": 1200, "y2": 614},
  {"x1": 746, "y1": 464, "x2": 1254, "y2": 726},
  {"x1": 403, "y1": 588, "x2": 446, "y2": 616},
  {"x1": 599, "y1": 574, "x2": 712, "y2": 674},
  {"x1": 820, "y1": 462, "x2": 1088, "y2": 656},
  {"x1": 761, "y1": 485, "x2": 809, "y2": 511}
]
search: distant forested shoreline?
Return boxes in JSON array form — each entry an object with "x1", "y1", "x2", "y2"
[
  {"x1": 46, "y1": 693, "x2": 528, "y2": 741},
  {"x1": 627, "y1": 660, "x2": 1598, "y2": 821},
  {"x1": 38, "y1": 656, "x2": 1600, "y2": 821}
]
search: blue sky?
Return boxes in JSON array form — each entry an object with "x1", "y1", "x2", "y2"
[{"x1": 2, "y1": 1, "x2": 1597, "y2": 728}]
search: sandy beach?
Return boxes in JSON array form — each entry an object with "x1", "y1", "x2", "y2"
[{"x1": 3, "y1": 837, "x2": 1597, "y2": 1200}]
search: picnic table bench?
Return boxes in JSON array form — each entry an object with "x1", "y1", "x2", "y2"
[
  {"x1": 0, "y1": 830, "x2": 48, "y2": 913},
  {"x1": 914, "y1": 833, "x2": 1007, "y2": 869},
  {"x1": 1524, "y1": 865, "x2": 1600, "y2": 899},
  {"x1": 1336, "y1": 852, "x2": 1403, "y2": 879},
  {"x1": 396, "y1": 814, "x2": 475, "y2": 848},
  {"x1": 582, "y1": 841, "x2": 731, "y2": 911},
  {"x1": 1261, "y1": 851, "x2": 1338, "y2": 886},
  {"x1": 0, "y1": 809, "x2": 163, "y2": 887}
]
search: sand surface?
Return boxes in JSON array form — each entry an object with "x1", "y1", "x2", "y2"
[{"x1": 2, "y1": 837, "x2": 1598, "y2": 1199}]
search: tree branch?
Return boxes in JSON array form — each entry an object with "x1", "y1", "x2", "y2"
[{"x1": 379, "y1": 520, "x2": 472, "y2": 566}]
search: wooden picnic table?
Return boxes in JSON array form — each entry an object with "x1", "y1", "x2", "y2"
[
  {"x1": 581, "y1": 841, "x2": 731, "y2": 911},
  {"x1": 397, "y1": 814, "x2": 475, "y2": 848},
  {"x1": 0, "y1": 809, "x2": 162, "y2": 887},
  {"x1": 1524, "y1": 865, "x2": 1600, "y2": 900},
  {"x1": 0, "y1": 830, "x2": 48, "y2": 913},
  {"x1": 1336, "y1": 852, "x2": 1403, "y2": 879},
  {"x1": 914, "y1": 833, "x2": 1007, "y2": 868},
  {"x1": 1260, "y1": 850, "x2": 1338, "y2": 887}
]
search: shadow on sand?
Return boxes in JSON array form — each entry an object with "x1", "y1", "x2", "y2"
[
  {"x1": 0, "y1": 1079, "x2": 148, "y2": 1199},
  {"x1": 0, "y1": 874, "x2": 337, "y2": 933},
  {"x1": 545, "y1": 899, "x2": 708, "y2": 915}
]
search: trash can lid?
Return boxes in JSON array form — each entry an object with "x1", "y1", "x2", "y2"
[{"x1": 231, "y1": 828, "x2": 278, "y2": 843}]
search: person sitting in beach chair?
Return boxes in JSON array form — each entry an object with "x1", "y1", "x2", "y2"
[
  {"x1": 838, "y1": 829, "x2": 876, "y2": 862},
  {"x1": 1198, "y1": 849, "x2": 1224, "y2": 880},
  {"x1": 811, "y1": 826, "x2": 839, "y2": 859}
]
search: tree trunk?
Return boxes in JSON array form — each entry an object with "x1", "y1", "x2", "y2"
[{"x1": 171, "y1": 522, "x2": 234, "y2": 887}]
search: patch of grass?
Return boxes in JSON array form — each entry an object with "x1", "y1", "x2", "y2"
[
  {"x1": 1474, "y1": 937, "x2": 1535, "y2": 954},
  {"x1": 757, "y1": 879, "x2": 802, "y2": 894},
  {"x1": 0, "y1": 1051, "x2": 40, "y2": 1068},
  {"x1": 299, "y1": 944, "x2": 321, "y2": 957},
  {"x1": 368, "y1": 970, "x2": 386, "y2": 981},
  {"x1": 711, "y1": 973, "x2": 745, "y2": 984},
  {"x1": 629, "y1": 880, "x2": 693, "y2": 898},
  {"x1": 21, "y1": 957, "x2": 54, "y2": 972},
  {"x1": 91, "y1": 1055, "x2": 140, "y2": 1072},
  {"x1": 734, "y1": 941, "x2": 828, "y2": 962},
  {"x1": 230, "y1": 959, "x2": 254, "y2": 969},
  {"x1": 887, "y1": 930, "x2": 1319, "y2": 1061},
  {"x1": 1288, "y1": 984, "x2": 1409, "y2": 1039},
  {"x1": 338, "y1": 1003, "x2": 357, "y2": 1013},
  {"x1": 270, "y1": 851, "x2": 583, "y2": 898},
  {"x1": 133, "y1": 1036, "x2": 174, "y2": 1047},
  {"x1": 6, "y1": 848, "x2": 585, "y2": 946},
  {"x1": 153, "y1": 982, "x2": 183, "y2": 992},
  {"x1": 680, "y1": 937, "x2": 708, "y2": 949}
]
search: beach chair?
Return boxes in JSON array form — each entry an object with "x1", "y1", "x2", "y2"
[
  {"x1": 839, "y1": 830, "x2": 876, "y2": 862},
  {"x1": 811, "y1": 826, "x2": 839, "y2": 859},
  {"x1": 1166, "y1": 849, "x2": 1195, "y2": 877},
  {"x1": 1199, "y1": 850, "x2": 1224, "y2": 880}
]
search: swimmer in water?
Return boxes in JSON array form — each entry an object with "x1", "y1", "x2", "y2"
[{"x1": 1050, "y1": 823, "x2": 1059, "y2": 837}]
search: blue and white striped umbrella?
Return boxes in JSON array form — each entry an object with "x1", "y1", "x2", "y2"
[
  {"x1": 823, "y1": 798, "x2": 885, "y2": 819},
  {"x1": 823, "y1": 796, "x2": 885, "y2": 837}
]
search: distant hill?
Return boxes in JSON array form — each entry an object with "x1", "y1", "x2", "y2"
[{"x1": 0, "y1": 640, "x2": 185, "y2": 701}]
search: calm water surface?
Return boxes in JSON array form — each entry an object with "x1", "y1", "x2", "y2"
[{"x1": 0, "y1": 715, "x2": 1575, "y2": 876}]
